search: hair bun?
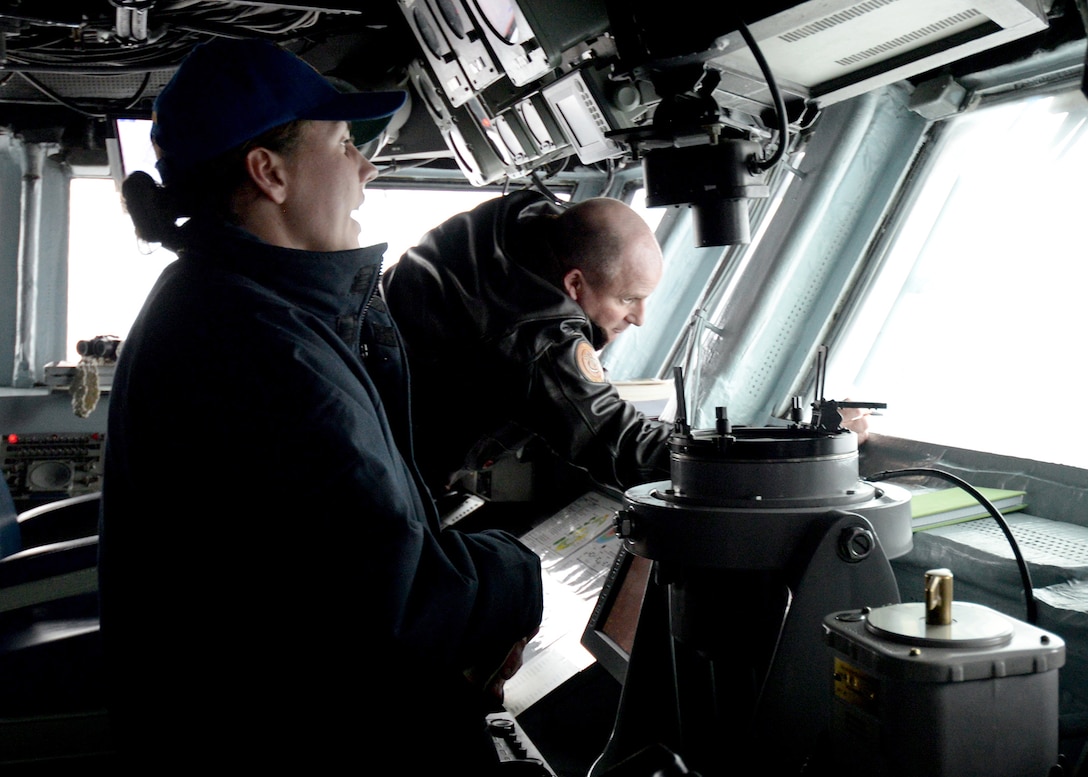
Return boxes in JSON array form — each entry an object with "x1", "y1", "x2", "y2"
[{"x1": 122, "y1": 171, "x2": 178, "y2": 248}]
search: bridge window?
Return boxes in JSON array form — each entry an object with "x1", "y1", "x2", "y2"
[
  {"x1": 66, "y1": 181, "x2": 495, "y2": 364},
  {"x1": 831, "y1": 87, "x2": 1088, "y2": 468}
]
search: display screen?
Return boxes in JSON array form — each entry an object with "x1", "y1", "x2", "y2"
[
  {"x1": 554, "y1": 93, "x2": 601, "y2": 148},
  {"x1": 581, "y1": 545, "x2": 652, "y2": 683}
]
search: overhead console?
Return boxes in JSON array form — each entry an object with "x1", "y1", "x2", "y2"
[
  {"x1": 391, "y1": 0, "x2": 1051, "y2": 244},
  {"x1": 395, "y1": 0, "x2": 613, "y2": 184}
]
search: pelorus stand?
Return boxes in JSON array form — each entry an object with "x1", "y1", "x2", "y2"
[{"x1": 589, "y1": 392, "x2": 911, "y2": 777}]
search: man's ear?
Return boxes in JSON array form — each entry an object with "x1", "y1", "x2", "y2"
[
  {"x1": 563, "y1": 268, "x2": 585, "y2": 302},
  {"x1": 244, "y1": 146, "x2": 288, "y2": 205}
]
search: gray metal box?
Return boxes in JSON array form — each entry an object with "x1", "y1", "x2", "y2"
[{"x1": 824, "y1": 603, "x2": 1065, "y2": 777}]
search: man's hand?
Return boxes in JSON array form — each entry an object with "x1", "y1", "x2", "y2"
[{"x1": 838, "y1": 405, "x2": 872, "y2": 444}]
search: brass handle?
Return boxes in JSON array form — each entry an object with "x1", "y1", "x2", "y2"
[{"x1": 925, "y1": 568, "x2": 954, "y2": 626}]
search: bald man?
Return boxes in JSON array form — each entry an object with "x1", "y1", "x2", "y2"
[{"x1": 381, "y1": 189, "x2": 671, "y2": 500}]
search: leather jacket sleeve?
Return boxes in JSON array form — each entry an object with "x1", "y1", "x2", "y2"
[{"x1": 527, "y1": 324, "x2": 672, "y2": 490}]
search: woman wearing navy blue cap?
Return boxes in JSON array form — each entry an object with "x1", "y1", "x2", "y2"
[{"x1": 100, "y1": 38, "x2": 543, "y2": 772}]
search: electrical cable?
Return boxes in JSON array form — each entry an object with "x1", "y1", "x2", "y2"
[
  {"x1": 122, "y1": 71, "x2": 153, "y2": 110},
  {"x1": 734, "y1": 19, "x2": 789, "y2": 172},
  {"x1": 16, "y1": 72, "x2": 109, "y2": 119},
  {"x1": 529, "y1": 169, "x2": 566, "y2": 206},
  {"x1": 0, "y1": 1, "x2": 366, "y2": 121},
  {"x1": 865, "y1": 467, "x2": 1037, "y2": 624},
  {"x1": 1, "y1": 2, "x2": 329, "y2": 73},
  {"x1": 596, "y1": 157, "x2": 617, "y2": 193},
  {"x1": 374, "y1": 157, "x2": 440, "y2": 177}
]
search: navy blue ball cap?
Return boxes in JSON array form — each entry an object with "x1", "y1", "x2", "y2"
[{"x1": 151, "y1": 38, "x2": 407, "y2": 185}]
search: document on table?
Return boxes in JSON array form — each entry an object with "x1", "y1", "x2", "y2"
[{"x1": 504, "y1": 491, "x2": 625, "y2": 716}]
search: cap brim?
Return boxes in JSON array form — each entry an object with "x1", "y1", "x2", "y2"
[
  {"x1": 352, "y1": 118, "x2": 393, "y2": 147},
  {"x1": 303, "y1": 90, "x2": 407, "y2": 144}
]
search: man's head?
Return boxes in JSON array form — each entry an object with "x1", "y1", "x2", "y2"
[{"x1": 553, "y1": 198, "x2": 664, "y2": 345}]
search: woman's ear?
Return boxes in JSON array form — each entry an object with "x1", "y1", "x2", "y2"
[
  {"x1": 563, "y1": 268, "x2": 585, "y2": 302},
  {"x1": 244, "y1": 146, "x2": 288, "y2": 205}
]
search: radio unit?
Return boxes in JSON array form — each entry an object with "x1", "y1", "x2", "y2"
[{"x1": 1, "y1": 432, "x2": 106, "y2": 511}]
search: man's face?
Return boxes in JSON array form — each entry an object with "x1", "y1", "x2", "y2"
[{"x1": 565, "y1": 246, "x2": 663, "y2": 345}]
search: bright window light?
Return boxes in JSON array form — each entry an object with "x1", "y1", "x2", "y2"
[
  {"x1": 833, "y1": 88, "x2": 1088, "y2": 467},
  {"x1": 66, "y1": 182, "x2": 497, "y2": 363}
]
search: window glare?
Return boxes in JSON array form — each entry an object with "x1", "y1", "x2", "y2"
[
  {"x1": 835, "y1": 90, "x2": 1088, "y2": 467},
  {"x1": 68, "y1": 181, "x2": 661, "y2": 366},
  {"x1": 630, "y1": 187, "x2": 666, "y2": 234},
  {"x1": 66, "y1": 183, "x2": 497, "y2": 363},
  {"x1": 355, "y1": 188, "x2": 496, "y2": 270},
  {"x1": 67, "y1": 179, "x2": 171, "y2": 364}
]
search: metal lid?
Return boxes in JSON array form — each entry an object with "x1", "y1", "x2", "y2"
[{"x1": 865, "y1": 602, "x2": 1014, "y2": 649}]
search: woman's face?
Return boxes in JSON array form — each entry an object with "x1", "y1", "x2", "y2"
[{"x1": 279, "y1": 120, "x2": 378, "y2": 252}]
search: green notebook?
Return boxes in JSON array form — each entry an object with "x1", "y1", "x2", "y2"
[{"x1": 910, "y1": 486, "x2": 1027, "y2": 531}]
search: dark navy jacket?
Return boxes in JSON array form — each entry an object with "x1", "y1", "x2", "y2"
[
  {"x1": 100, "y1": 220, "x2": 543, "y2": 769},
  {"x1": 381, "y1": 190, "x2": 672, "y2": 497}
]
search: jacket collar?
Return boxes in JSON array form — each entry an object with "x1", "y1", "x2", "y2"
[{"x1": 179, "y1": 218, "x2": 388, "y2": 318}]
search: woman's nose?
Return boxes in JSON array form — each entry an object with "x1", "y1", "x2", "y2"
[{"x1": 357, "y1": 151, "x2": 379, "y2": 184}]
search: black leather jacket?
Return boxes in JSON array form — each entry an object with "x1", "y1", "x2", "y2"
[{"x1": 381, "y1": 190, "x2": 671, "y2": 497}]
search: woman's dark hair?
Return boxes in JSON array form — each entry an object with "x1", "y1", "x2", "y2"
[{"x1": 122, "y1": 120, "x2": 305, "y2": 251}]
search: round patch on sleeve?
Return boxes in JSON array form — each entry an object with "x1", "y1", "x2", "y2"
[{"x1": 575, "y1": 340, "x2": 606, "y2": 383}]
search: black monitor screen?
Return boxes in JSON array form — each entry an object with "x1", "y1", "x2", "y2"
[{"x1": 581, "y1": 544, "x2": 652, "y2": 684}]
